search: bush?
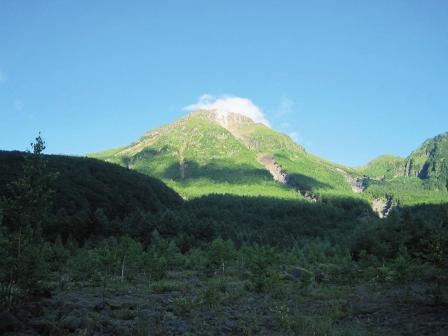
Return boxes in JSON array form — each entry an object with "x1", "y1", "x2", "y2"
[{"x1": 143, "y1": 231, "x2": 182, "y2": 281}]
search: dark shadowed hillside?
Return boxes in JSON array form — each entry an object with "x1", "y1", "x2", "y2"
[{"x1": 0, "y1": 150, "x2": 182, "y2": 239}]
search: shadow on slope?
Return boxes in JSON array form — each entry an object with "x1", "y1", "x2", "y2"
[
  {"x1": 287, "y1": 172, "x2": 332, "y2": 193},
  {"x1": 3, "y1": 150, "x2": 446, "y2": 251},
  {"x1": 163, "y1": 161, "x2": 273, "y2": 184},
  {"x1": 161, "y1": 161, "x2": 332, "y2": 191}
]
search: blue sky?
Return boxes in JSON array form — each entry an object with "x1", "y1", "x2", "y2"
[{"x1": 0, "y1": 1, "x2": 447, "y2": 166}]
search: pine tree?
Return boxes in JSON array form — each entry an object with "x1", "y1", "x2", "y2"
[{"x1": 0, "y1": 134, "x2": 56, "y2": 306}]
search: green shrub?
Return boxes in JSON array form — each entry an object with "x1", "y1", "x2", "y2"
[
  {"x1": 245, "y1": 246, "x2": 281, "y2": 292},
  {"x1": 206, "y1": 238, "x2": 236, "y2": 275},
  {"x1": 143, "y1": 231, "x2": 182, "y2": 281}
]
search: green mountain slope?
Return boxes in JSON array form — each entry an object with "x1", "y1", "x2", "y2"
[
  {"x1": 404, "y1": 132, "x2": 448, "y2": 191},
  {"x1": 358, "y1": 155, "x2": 405, "y2": 179},
  {"x1": 363, "y1": 177, "x2": 447, "y2": 206},
  {"x1": 91, "y1": 110, "x2": 356, "y2": 199},
  {"x1": 95, "y1": 111, "x2": 301, "y2": 199},
  {"x1": 357, "y1": 134, "x2": 448, "y2": 206},
  {"x1": 92, "y1": 110, "x2": 447, "y2": 207}
]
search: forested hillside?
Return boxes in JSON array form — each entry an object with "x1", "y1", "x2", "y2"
[{"x1": 0, "y1": 150, "x2": 182, "y2": 240}]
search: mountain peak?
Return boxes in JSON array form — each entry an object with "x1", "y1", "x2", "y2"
[
  {"x1": 191, "y1": 109, "x2": 258, "y2": 130},
  {"x1": 185, "y1": 95, "x2": 271, "y2": 127},
  {"x1": 404, "y1": 131, "x2": 448, "y2": 190}
]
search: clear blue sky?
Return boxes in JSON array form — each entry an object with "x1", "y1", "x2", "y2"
[{"x1": 1, "y1": 1, "x2": 447, "y2": 166}]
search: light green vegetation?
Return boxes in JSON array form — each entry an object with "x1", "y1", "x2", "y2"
[
  {"x1": 357, "y1": 134, "x2": 448, "y2": 205},
  {"x1": 358, "y1": 155, "x2": 405, "y2": 179},
  {"x1": 275, "y1": 152, "x2": 355, "y2": 197},
  {"x1": 404, "y1": 132, "x2": 448, "y2": 191},
  {"x1": 90, "y1": 110, "x2": 355, "y2": 200},
  {"x1": 91, "y1": 110, "x2": 447, "y2": 206},
  {"x1": 88, "y1": 146, "x2": 124, "y2": 160},
  {"x1": 91, "y1": 111, "x2": 304, "y2": 199}
]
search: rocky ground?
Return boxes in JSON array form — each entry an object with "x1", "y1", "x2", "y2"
[{"x1": 1, "y1": 270, "x2": 447, "y2": 336}]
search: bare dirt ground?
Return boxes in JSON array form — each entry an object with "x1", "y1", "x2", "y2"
[{"x1": 4, "y1": 271, "x2": 448, "y2": 336}]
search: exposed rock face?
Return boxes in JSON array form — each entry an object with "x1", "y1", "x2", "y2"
[
  {"x1": 257, "y1": 153, "x2": 318, "y2": 202},
  {"x1": 372, "y1": 195, "x2": 394, "y2": 218},
  {"x1": 199, "y1": 109, "x2": 305, "y2": 153},
  {"x1": 335, "y1": 167, "x2": 395, "y2": 218},
  {"x1": 206, "y1": 109, "x2": 254, "y2": 132},
  {"x1": 257, "y1": 154, "x2": 288, "y2": 184},
  {"x1": 348, "y1": 176, "x2": 368, "y2": 193},
  {"x1": 335, "y1": 168, "x2": 368, "y2": 193}
]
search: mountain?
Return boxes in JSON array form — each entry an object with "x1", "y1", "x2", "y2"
[
  {"x1": 404, "y1": 132, "x2": 448, "y2": 191},
  {"x1": 92, "y1": 110, "x2": 448, "y2": 209},
  {"x1": 91, "y1": 110, "x2": 355, "y2": 200},
  {"x1": 356, "y1": 133, "x2": 448, "y2": 207}
]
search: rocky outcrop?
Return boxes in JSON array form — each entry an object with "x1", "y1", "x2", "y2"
[
  {"x1": 335, "y1": 168, "x2": 368, "y2": 193},
  {"x1": 372, "y1": 195, "x2": 394, "y2": 218},
  {"x1": 257, "y1": 154, "x2": 288, "y2": 184},
  {"x1": 334, "y1": 168, "x2": 397, "y2": 218},
  {"x1": 257, "y1": 154, "x2": 318, "y2": 202}
]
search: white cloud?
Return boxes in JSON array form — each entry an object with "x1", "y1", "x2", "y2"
[
  {"x1": 185, "y1": 94, "x2": 271, "y2": 127},
  {"x1": 0, "y1": 71, "x2": 7, "y2": 84}
]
